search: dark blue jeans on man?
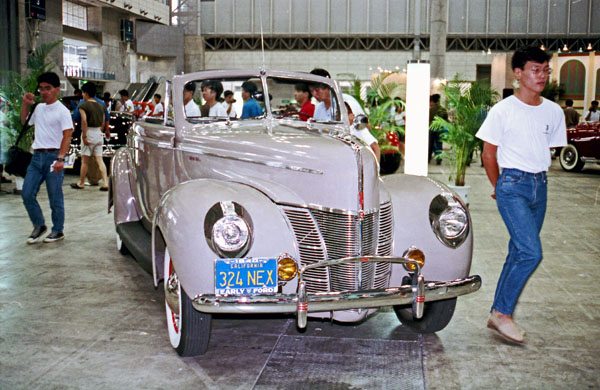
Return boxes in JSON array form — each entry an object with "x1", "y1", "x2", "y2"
[
  {"x1": 22, "y1": 150, "x2": 65, "y2": 233},
  {"x1": 492, "y1": 168, "x2": 547, "y2": 315}
]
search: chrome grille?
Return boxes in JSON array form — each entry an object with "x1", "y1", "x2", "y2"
[
  {"x1": 283, "y1": 204, "x2": 392, "y2": 293},
  {"x1": 374, "y1": 202, "x2": 393, "y2": 289}
]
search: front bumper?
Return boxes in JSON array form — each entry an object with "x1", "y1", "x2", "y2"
[{"x1": 191, "y1": 256, "x2": 482, "y2": 328}]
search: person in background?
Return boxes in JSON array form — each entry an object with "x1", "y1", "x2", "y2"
[
  {"x1": 202, "y1": 80, "x2": 228, "y2": 117},
  {"x1": 294, "y1": 83, "x2": 314, "y2": 120},
  {"x1": 20, "y1": 72, "x2": 73, "y2": 244},
  {"x1": 184, "y1": 82, "x2": 201, "y2": 117},
  {"x1": 584, "y1": 100, "x2": 599, "y2": 122},
  {"x1": 310, "y1": 68, "x2": 335, "y2": 121},
  {"x1": 150, "y1": 93, "x2": 164, "y2": 117},
  {"x1": 429, "y1": 94, "x2": 447, "y2": 165},
  {"x1": 102, "y1": 92, "x2": 113, "y2": 112},
  {"x1": 70, "y1": 82, "x2": 109, "y2": 192},
  {"x1": 116, "y1": 89, "x2": 134, "y2": 112},
  {"x1": 72, "y1": 85, "x2": 110, "y2": 135},
  {"x1": 563, "y1": 99, "x2": 580, "y2": 128},
  {"x1": 343, "y1": 94, "x2": 380, "y2": 162},
  {"x1": 68, "y1": 88, "x2": 83, "y2": 111},
  {"x1": 477, "y1": 46, "x2": 566, "y2": 343},
  {"x1": 240, "y1": 81, "x2": 263, "y2": 118},
  {"x1": 221, "y1": 90, "x2": 237, "y2": 118}
]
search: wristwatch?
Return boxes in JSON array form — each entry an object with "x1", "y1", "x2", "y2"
[{"x1": 57, "y1": 157, "x2": 65, "y2": 162}]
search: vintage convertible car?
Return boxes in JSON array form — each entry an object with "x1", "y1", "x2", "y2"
[
  {"x1": 559, "y1": 121, "x2": 600, "y2": 172},
  {"x1": 110, "y1": 69, "x2": 481, "y2": 357}
]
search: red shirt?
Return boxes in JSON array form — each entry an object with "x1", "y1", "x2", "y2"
[{"x1": 299, "y1": 101, "x2": 315, "y2": 120}]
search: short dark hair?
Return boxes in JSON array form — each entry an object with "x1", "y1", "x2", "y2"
[
  {"x1": 37, "y1": 72, "x2": 61, "y2": 88},
  {"x1": 154, "y1": 93, "x2": 161, "y2": 100},
  {"x1": 430, "y1": 94, "x2": 441, "y2": 104},
  {"x1": 592, "y1": 100, "x2": 599, "y2": 106},
  {"x1": 74, "y1": 88, "x2": 82, "y2": 95},
  {"x1": 81, "y1": 82, "x2": 97, "y2": 97},
  {"x1": 103, "y1": 92, "x2": 111, "y2": 100},
  {"x1": 119, "y1": 89, "x2": 129, "y2": 97},
  {"x1": 565, "y1": 99, "x2": 574, "y2": 107},
  {"x1": 295, "y1": 83, "x2": 312, "y2": 99},
  {"x1": 223, "y1": 90, "x2": 233, "y2": 98},
  {"x1": 511, "y1": 46, "x2": 551, "y2": 70},
  {"x1": 241, "y1": 81, "x2": 258, "y2": 95},
  {"x1": 184, "y1": 82, "x2": 196, "y2": 92},
  {"x1": 310, "y1": 68, "x2": 331, "y2": 78},
  {"x1": 203, "y1": 80, "x2": 223, "y2": 100}
]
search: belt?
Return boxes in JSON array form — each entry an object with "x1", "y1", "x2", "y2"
[{"x1": 34, "y1": 148, "x2": 59, "y2": 152}]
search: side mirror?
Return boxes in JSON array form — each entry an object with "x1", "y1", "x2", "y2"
[{"x1": 353, "y1": 114, "x2": 369, "y2": 130}]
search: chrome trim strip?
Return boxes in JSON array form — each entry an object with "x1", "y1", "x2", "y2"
[
  {"x1": 193, "y1": 275, "x2": 482, "y2": 315},
  {"x1": 277, "y1": 201, "x2": 385, "y2": 216},
  {"x1": 176, "y1": 145, "x2": 323, "y2": 175}
]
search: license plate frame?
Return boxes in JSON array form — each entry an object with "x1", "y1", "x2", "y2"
[{"x1": 214, "y1": 258, "x2": 278, "y2": 296}]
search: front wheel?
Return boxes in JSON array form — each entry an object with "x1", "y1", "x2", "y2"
[
  {"x1": 394, "y1": 298, "x2": 456, "y2": 333},
  {"x1": 559, "y1": 144, "x2": 584, "y2": 172},
  {"x1": 164, "y1": 247, "x2": 211, "y2": 356}
]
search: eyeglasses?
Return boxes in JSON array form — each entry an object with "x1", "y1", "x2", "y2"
[
  {"x1": 527, "y1": 67, "x2": 552, "y2": 76},
  {"x1": 37, "y1": 86, "x2": 54, "y2": 92}
]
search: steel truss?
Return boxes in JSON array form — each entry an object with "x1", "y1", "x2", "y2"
[{"x1": 203, "y1": 35, "x2": 600, "y2": 52}]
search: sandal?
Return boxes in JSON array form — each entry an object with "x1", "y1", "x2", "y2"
[
  {"x1": 70, "y1": 183, "x2": 84, "y2": 190},
  {"x1": 99, "y1": 187, "x2": 109, "y2": 192}
]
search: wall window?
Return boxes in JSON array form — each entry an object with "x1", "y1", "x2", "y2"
[
  {"x1": 63, "y1": 0, "x2": 87, "y2": 30},
  {"x1": 559, "y1": 60, "x2": 585, "y2": 99},
  {"x1": 596, "y1": 68, "x2": 600, "y2": 100}
]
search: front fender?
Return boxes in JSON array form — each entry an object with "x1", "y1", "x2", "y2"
[
  {"x1": 383, "y1": 174, "x2": 474, "y2": 285},
  {"x1": 152, "y1": 179, "x2": 299, "y2": 298},
  {"x1": 111, "y1": 148, "x2": 142, "y2": 225}
]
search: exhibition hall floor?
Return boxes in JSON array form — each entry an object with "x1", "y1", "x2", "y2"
[{"x1": 1, "y1": 159, "x2": 599, "y2": 390}]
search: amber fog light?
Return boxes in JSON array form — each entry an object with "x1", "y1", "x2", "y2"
[
  {"x1": 402, "y1": 247, "x2": 425, "y2": 272},
  {"x1": 277, "y1": 255, "x2": 298, "y2": 282}
]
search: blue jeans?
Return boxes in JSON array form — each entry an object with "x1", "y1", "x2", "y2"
[
  {"x1": 492, "y1": 168, "x2": 547, "y2": 315},
  {"x1": 22, "y1": 150, "x2": 65, "y2": 233}
]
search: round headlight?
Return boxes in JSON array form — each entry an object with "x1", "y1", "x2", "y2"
[
  {"x1": 212, "y1": 215, "x2": 249, "y2": 253},
  {"x1": 429, "y1": 193, "x2": 470, "y2": 248},
  {"x1": 438, "y1": 207, "x2": 468, "y2": 239}
]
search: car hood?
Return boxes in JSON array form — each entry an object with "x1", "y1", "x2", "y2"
[{"x1": 178, "y1": 120, "x2": 380, "y2": 213}]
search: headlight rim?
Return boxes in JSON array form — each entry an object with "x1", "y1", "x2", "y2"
[
  {"x1": 205, "y1": 201, "x2": 254, "y2": 258},
  {"x1": 429, "y1": 193, "x2": 470, "y2": 248}
]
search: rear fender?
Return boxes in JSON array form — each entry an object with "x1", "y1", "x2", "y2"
[
  {"x1": 382, "y1": 174, "x2": 474, "y2": 285},
  {"x1": 111, "y1": 148, "x2": 142, "y2": 225},
  {"x1": 152, "y1": 179, "x2": 299, "y2": 297}
]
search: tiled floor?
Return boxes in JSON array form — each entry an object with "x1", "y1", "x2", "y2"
[{"x1": 1, "y1": 158, "x2": 598, "y2": 389}]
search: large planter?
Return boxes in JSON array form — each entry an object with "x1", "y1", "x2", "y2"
[
  {"x1": 379, "y1": 131, "x2": 402, "y2": 175},
  {"x1": 448, "y1": 184, "x2": 470, "y2": 205}
]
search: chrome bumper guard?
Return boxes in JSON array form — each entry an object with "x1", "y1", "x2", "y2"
[{"x1": 192, "y1": 256, "x2": 482, "y2": 329}]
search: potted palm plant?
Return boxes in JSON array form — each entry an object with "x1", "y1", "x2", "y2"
[{"x1": 430, "y1": 75, "x2": 499, "y2": 203}]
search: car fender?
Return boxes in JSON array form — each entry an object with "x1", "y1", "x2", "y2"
[
  {"x1": 152, "y1": 179, "x2": 300, "y2": 298},
  {"x1": 382, "y1": 174, "x2": 474, "y2": 284},
  {"x1": 110, "y1": 147, "x2": 142, "y2": 225}
]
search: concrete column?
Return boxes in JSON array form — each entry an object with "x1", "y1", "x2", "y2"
[
  {"x1": 184, "y1": 35, "x2": 206, "y2": 72},
  {"x1": 584, "y1": 52, "x2": 596, "y2": 108},
  {"x1": 429, "y1": 0, "x2": 447, "y2": 81}
]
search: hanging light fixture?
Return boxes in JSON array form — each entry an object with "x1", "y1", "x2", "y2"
[
  {"x1": 587, "y1": 43, "x2": 593, "y2": 51},
  {"x1": 540, "y1": 44, "x2": 546, "y2": 51},
  {"x1": 487, "y1": 48, "x2": 492, "y2": 55},
  {"x1": 563, "y1": 44, "x2": 569, "y2": 52}
]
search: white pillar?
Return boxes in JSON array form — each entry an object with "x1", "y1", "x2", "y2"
[{"x1": 404, "y1": 60, "x2": 430, "y2": 177}]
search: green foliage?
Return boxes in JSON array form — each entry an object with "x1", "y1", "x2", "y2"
[
  {"x1": 365, "y1": 73, "x2": 404, "y2": 153},
  {"x1": 430, "y1": 75, "x2": 499, "y2": 186},
  {"x1": 541, "y1": 80, "x2": 564, "y2": 102},
  {"x1": 0, "y1": 40, "x2": 61, "y2": 151}
]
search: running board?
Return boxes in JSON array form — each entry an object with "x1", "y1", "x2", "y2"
[{"x1": 116, "y1": 221, "x2": 153, "y2": 275}]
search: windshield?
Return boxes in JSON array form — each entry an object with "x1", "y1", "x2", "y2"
[{"x1": 182, "y1": 75, "x2": 342, "y2": 123}]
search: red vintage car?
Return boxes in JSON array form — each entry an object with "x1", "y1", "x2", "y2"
[{"x1": 559, "y1": 121, "x2": 600, "y2": 172}]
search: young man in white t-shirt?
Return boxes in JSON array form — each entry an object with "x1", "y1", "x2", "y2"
[
  {"x1": 477, "y1": 46, "x2": 567, "y2": 343},
  {"x1": 20, "y1": 72, "x2": 74, "y2": 244},
  {"x1": 116, "y1": 89, "x2": 134, "y2": 112},
  {"x1": 201, "y1": 80, "x2": 228, "y2": 117},
  {"x1": 150, "y1": 93, "x2": 164, "y2": 117}
]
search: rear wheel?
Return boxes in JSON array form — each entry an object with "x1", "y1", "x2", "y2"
[
  {"x1": 394, "y1": 298, "x2": 456, "y2": 333},
  {"x1": 164, "y1": 247, "x2": 211, "y2": 356},
  {"x1": 559, "y1": 144, "x2": 584, "y2": 172}
]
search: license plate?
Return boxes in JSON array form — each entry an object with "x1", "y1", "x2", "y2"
[{"x1": 215, "y1": 258, "x2": 277, "y2": 296}]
